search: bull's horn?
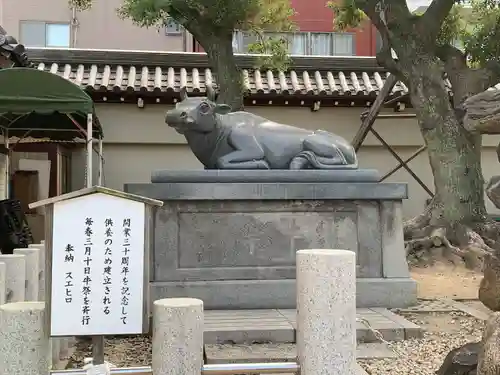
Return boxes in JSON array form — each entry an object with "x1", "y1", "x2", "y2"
[
  {"x1": 180, "y1": 87, "x2": 188, "y2": 101},
  {"x1": 207, "y1": 88, "x2": 216, "y2": 102}
]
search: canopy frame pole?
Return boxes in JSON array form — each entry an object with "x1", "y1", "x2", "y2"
[
  {"x1": 4, "y1": 129, "x2": 8, "y2": 199},
  {"x1": 86, "y1": 113, "x2": 93, "y2": 188},
  {"x1": 98, "y1": 137, "x2": 103, "y2": 186}
]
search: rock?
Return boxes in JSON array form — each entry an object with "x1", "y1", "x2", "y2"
[
  {"x1": 479, "y1": 251, "x2": 500, "y2": 311},
  {"x1": 436, "y1": 342, "x2": 479, "y2": 375},
  {"x1": 477, "y1": 312, "x2": 500, "y2": 375},
  {"x1": 463, "y1": 89, "x2": 500, "y2": 134},
  {"x1": 486, "y1": 175, "x2": 500, "y2": 210}
]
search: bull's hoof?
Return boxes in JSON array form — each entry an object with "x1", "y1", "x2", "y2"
[{"x1": 289, "y1": 156, "x2": 309, "y2": 169}]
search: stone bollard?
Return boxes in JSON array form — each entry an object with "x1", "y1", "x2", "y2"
[
  {"x1": 28, "y1": 244, "x2": 71, "y2": 365},
  {"x1": 296, "y1": 249, "x2": 357, "y2": 375},
  {"x1": 0, "y1": 262, "x2": 5, "y2": 305},
  {"x1": 51, "y1": 339, "x2": 61, "y2": 368},
  {"x1": 0, "y1": 302, "x2": 49, "y2": 375},
  {"x1": 14, "y1": 248, "x2": 40, "y2": 301},
  {"x1": 153, "y1": 298, "x2": 204, "y2": 375},
  {"x1": 29, "y1": 244, "x2": 46, "y2": 301},
  {"x1": 59, "y1": 338, "x2": 69, "y2": 360},
  {"x1": 0, "y1": 254, "x2": 26, "y2": 303}
]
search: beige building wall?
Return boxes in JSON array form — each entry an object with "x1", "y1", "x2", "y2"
[
  {"x1": 71, "y1": 104, "x2": 500, "y2": 220},
  {"x1": 1, "y1": 0, "x2": 191, "y2": 51}
]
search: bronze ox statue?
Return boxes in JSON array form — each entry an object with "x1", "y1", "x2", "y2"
[{"x1": 165, "y1": 88, "x2": 358, "y2": 170}]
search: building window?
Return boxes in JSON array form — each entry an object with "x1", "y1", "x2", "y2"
[
  {"x1": 164, "y1": 17, "x2": 182, "y2": 35},
  {"x1": 19, "y1": 21, "x2": 70, "y2": 47},
  {"x1": 233, "y1": 31, "x2": 355, "y2": 56}
]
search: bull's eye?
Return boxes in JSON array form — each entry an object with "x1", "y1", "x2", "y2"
[{"x1": 199, "y1": 103, "x2": 210, "y2": 113}]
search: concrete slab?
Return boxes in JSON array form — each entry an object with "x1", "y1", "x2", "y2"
[
  {"x1": 393, "y1": 298, "x2": 459, "y2": 313},
  {"x1": 355, "y1": 362, "x2": 370, "y2": 375},
  {"x1": 450, "y1": 300, "x2": 490, "y2": 321},
  {"x1": 278, "y1": 308, "x2": 408, "y2": 343},
  {"x1": 370, "y1": 308, "x2": 423, "y2": 339},
  {"x1": 204, "y1": 309, "x2": 295, "y2": 344},
  {"x1": 204, "y1": 343, "x2": 296, "y2": 364},
  {"x1": 203, "y1": 308, "x2": 421, "y2": 344},
  {"x1": 204, "y1": 343, "x2": 395, "y2": 364},
  {"x1": 356, "y1": 343, "x2": 396, "y2": 359}
]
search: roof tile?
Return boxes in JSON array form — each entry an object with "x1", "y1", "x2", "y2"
[{"x1": 34, "y1": 62, "x2": 409, "y2": 98}]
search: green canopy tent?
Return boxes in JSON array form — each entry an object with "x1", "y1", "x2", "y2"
[{"x1": 0, "y1": 67, "x2": 104, "y2": 195}]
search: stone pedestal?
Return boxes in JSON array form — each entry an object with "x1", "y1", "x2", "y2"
[
  {"x1": 152, "y1": 298, "x2": 203, "y2": 375},
  {"x1": 28, "y1": 244, "x2": 46, "y2": 301},
  {"x1": 0, "y1": 302, "x2": 49, "y2": 375},
  {"x1": 14, "y1": 248, "x2": 40, "y2": 301},
  {"x1": 0, "y1": 262, "x2": 5, "y2": 305},
  {"x1": 0, "y1": 254, "x2": 26, "y2": 303},
  {"x1": 296, "y1": 249, "x2": 356, "y2": 375},
  {"x1": 126, "y1": 169, "x2": 417, "y2": 309}
]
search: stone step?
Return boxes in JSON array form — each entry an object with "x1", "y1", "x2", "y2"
[
  {"x1": 247, "y1": 368, "x2": 369, "y2": 375},
  {"x1": 203, "y1": 308, "x2": 422, "y2": 344},
  {"x1": 204, "y1": 343, "x2": 396, "y2": 363}
]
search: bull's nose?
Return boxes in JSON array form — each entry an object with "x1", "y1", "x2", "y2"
[{"x1": 165, "y1": 112, "x2": 177, "y2": 125}]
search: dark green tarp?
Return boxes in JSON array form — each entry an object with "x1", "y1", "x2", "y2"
[{"x1": 0, "y1": 67, "x2": 103, "y2": 140}]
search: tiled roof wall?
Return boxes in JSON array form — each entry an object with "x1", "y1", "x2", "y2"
[{"x1": 34, "y1": 62, "x2": 409, "y2": 97}]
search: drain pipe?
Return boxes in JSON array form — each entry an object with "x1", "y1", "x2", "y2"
[{"x1": 71, "y1": 7, "x2": 79, "y2": 47}]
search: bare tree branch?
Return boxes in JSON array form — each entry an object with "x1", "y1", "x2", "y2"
[
  {"x1": 357, "y1": 0, "x2": 411, "y2": 26},
  {"x1": 436, "y1": 43, "x2": 500, "y2": 128},
  {"x1": 420, "y1": 0, "x2": 456, "y2": 39},
  {"x1": 382, "y1": 0, "x2": 412, "y2": 24},
  {"x1": 355, "y1": 0, "x2": 408, "y2": 76},
  {"x1": 437, "y1": 44, "x2": 468, "y2": 95}
]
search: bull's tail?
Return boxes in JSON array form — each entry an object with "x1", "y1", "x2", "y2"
[{"x1": 294, "y1": 150, "x2": 358, "y2": 169}]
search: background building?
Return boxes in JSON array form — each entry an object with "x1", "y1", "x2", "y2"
[
  {"x1": 0, "y1": 0, "x2": 193, "y2": 51},
  {"x1": 2, "y1": 0, "x2": 378, "y2": 55}
]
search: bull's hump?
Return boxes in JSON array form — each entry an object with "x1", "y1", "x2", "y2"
[
  {"x1": 223, "y1": 112, "x2": 310, "y2": 134},
  {"x1": 259, "y1": 121, "x2": 310, "y2": 133}
]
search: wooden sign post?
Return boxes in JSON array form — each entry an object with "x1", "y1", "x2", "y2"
[{"x1": 29, "y1": 186, "x2": 162, "y2": 367}]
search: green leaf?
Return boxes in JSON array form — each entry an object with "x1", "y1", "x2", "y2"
[{"x1": 327, "y1": 0, "x2": 366, "y2": 31}]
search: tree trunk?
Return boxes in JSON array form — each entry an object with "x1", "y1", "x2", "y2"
[
  {"x1": 406, "y1": 57, "x2": 486, "y2": 229},
  {"x1": 200, "y1": 31, "x2": 244, "y2": 111}
]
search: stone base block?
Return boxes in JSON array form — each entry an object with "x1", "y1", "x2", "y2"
[
  {"x1": 127, "y1": 171, "x2": 415, "y2": 311},
  {"x1": 151, "y1": 278, "x2": 417, "y2": 310}
]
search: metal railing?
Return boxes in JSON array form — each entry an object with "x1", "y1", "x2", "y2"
[
  {"x1": 203, "y1": 362, "x2": 300, "y2": 374},
  {"x1": 50, "y1": 362, "x2": 300, "y2": 375}
]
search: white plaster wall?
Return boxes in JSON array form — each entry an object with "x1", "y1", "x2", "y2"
[{"x1": 70, "y1": 103, "x2": 500, "y2": 220}]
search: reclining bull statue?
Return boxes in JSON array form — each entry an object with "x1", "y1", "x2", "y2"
[{"x1": 165, "y1": 88, "x2": 358, "y2": 170}]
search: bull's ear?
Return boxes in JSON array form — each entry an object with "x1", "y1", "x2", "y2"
[{"x1": 214, "y1": 104, "x2": 231, "y2": 115}]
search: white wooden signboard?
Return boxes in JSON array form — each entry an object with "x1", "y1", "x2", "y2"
[{"x1": 50, "y1": 192, "x2": 146, "y2": 336}]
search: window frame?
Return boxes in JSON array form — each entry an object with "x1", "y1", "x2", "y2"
[
  {"x1": 233, "y1": 30, "x2": 356, "y2": 56},
  {"x1": 164, "y1": 17, "x2": 183, "y2": 36},
  {"x1": 19, "y1": 20, "x2": 71, "y2": 48},
  {"x1": 45, "y1": 22, "x2": 71, "y2": 48}
]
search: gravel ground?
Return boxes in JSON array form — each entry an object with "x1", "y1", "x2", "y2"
[
  {"x1": 66, "y1": 336, "x2": 152, "y2": 368},
  {"x1": 359, "y1": 311, "x2": 485, "y2": 375},
  {"x1": 67, "y1": 310, "x2": 486, "y2": 373}
]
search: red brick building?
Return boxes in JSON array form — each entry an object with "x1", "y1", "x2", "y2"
[
  {"x1": 290, "y1": 0, "x2": 378, "y2": 56},
  {"x1": 194, "y1": 0, "x2": 378, "y2": 56}
]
